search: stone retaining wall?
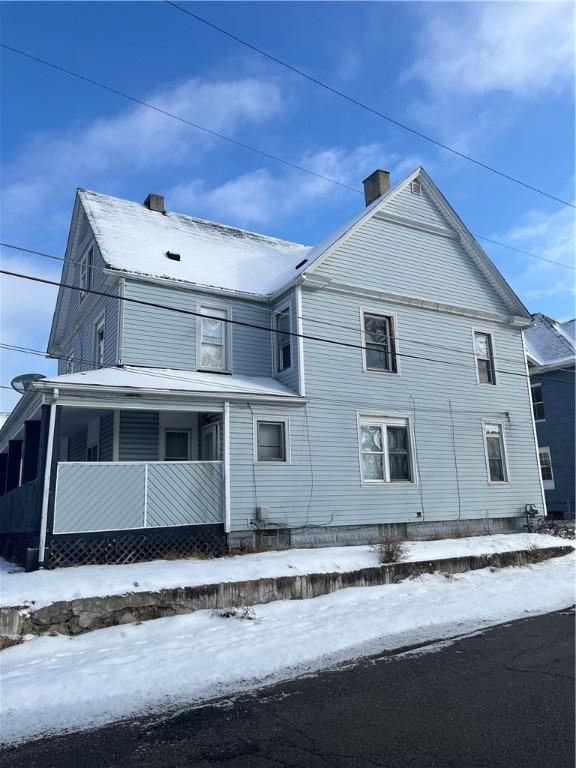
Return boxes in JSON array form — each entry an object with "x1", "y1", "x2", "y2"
[{"x1": 0, "y1": 545, "x2": 571, "y2": 644}]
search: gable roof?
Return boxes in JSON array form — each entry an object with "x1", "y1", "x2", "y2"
[
  {"x1": 524, "y1": 313, "x2": 576, "y2": 369},
  {"x1": 79, "y1": 189, "x2": 311, "y2": 297}
]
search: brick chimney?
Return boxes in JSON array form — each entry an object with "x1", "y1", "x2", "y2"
[
  {"x1": 143, "y1": 193, "x2": 165, "y2": 213},
  {"x1": 362, "y1": 170, "x2": 390, "y2": 207}
]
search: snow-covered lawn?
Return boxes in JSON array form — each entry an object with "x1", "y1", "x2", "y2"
[
  {"x1": 1, "y1": 533, "x2": 570, "y2": 609},
  {"x1": 1, "y1": 552, "x2": 574, "y2": 745}
]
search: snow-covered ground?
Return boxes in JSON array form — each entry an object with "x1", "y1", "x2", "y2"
[
  {"x1": 1, "y1": 552, "x2": 574, "y2": 745},
  {"x1": 1, "y1": 533, "x2": 570, "y2": 609}
]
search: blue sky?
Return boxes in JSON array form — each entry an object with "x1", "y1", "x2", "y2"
[{"x1": 1, "y1": 1, "x2": 574, "y2": 411}]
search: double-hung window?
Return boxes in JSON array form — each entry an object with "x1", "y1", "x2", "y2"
[
  {"x1": 255, "y1": 420, "x2": 288, "y2": 463},
  {"x1": 79, "y1": 246, "x2": 94, "y2": 301},
  {"x1": 538, "y1": 447, "x2": 555, "y2": 490},
  {"x1": 484, "y1": 423, "x2": 508, "y2": 483},
  {"x1": 275, "y1": 307, "x2": 291, "y2": 372},
  {"x1": 363, "y1": 313, "x2": 397, "y2": 373},
  {"x1": 474, "y1": 332, "x2": 496, "y2": 385},
  {"x1": 200, "y1": 306, "x2": 229, "y2": 372},
  {"x1": 359, "y1": 417, "x2": 413, "y2": 483},
  {"x1": 531, "y1": 384, "x2": 545, "y2": 421},
  {"x1": 94, "y1": 319, "x2": 105, "y2": 368}
]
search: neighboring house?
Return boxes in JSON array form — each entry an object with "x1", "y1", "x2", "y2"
[
  {"x1": 0, "y1": 167, "x2": 546, "y2": 569},
  {"x1": 524, "y1": 313, "x2": 575, "y2": 520}
]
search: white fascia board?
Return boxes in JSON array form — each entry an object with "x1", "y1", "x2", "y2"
[
  {"x1": 528, "y1": 360, "x2": 576, "y2": 375},
  {"x1": 303, "y1": 278, "x2": 532, "y2": 327}
]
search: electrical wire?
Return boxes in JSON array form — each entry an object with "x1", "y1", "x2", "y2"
[{"x1": 165, "y1": 1, "x2": 575, "y2": 210}]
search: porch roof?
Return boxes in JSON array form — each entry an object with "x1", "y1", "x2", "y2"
[{"x1": 32, "y1": 366, "x2": 301, "y2": 400}]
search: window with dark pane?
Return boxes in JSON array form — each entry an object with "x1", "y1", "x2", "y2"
[
  {"x1": 538, "y1": 448, "x2": 554, "y2": 482},
  {"x1": 387, "y1": 426, "x2": 411, "y2": 481},
  {"x1": 363, "y1": 313, "x2": 397, "y2": 372},
  {"x1": 165, "y1": 431, "x2": 190, "y2": 461},
  {"x1": 86, "y1": 444, "x2": 99, "y2": 462},
  {"x1": 360, "y1": 425, "x2": 385, "y2": 480},
  {"x1": 257, "y1": 421, "x2": 286, "y2": 462},
  {"x1": 276, "y1": 308, "x2": 291, "y2": 371},
  {"x1": 474, "y1": 332, "x2": 496, "y2": 385},
  {"x1": 531, "y1": 384, "x2": 545, "y2": 421}
]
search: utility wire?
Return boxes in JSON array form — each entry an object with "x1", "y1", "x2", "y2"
[
  {"x1": 1, "y1": 268, "x2": 574, "y2": 386},
  {"x1": 165, "y1": 1, "x2": 575, "y2": 210},
  {"x1": 1, "y1": 240, "x2": 572, "y2": 370}
]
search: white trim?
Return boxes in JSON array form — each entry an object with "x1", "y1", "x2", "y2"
[
  {"x1": 273, "y1": 302, "x2": 293, "y2": 375},
  {"x1": 116, "y1": 277, "x2": 125, "y2": 364},
  {"x1": 360, "y1": 307, "x2": 400, "y2": 375},
  {"x1": 295, "y1": 285, "x2": 306, "y2": 396},
  {"x1": 201, "y1": 422, "x2": 219, "y2": 461},
  {"x1": 522, "y1": 334, "x2": 547, "y2": 514},
  {"x1": 38, "y1": 402, "x2": 57, "y2": 567},
  {"x1": 472, "y1": 327, "x2": 497, "y2": 386},
  {"x1": 481, "y1": 419, "x2": 510, "y2": 485},
  {"x1": 197, "y1": 302, "x2": 232, "y2": 374},
  {"x1": 253, "y1": 416, "x2": 291, "y2": 465},
  {"x1": 223, "y1": 401, "x2": 231, "y2": 533},
  {"x1": 356, "y1": 411, "x2": 417, "y2": 486},
  {"x1": 530, "y1": 382, "x2": 546, "y2": 422},
  {"x1": 538, "y1": 446, "x2": 555, "y2": 490},
  {"x1": 57, "y1": 460, "x2": 223, "y2": 466}
]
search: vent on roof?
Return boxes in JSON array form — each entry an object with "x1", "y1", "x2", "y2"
[
  {"x1": 410, "y1": 180, "x2": 422, "y2": 196},
  {"x1": 166, "y1": 251, "x2": 181, "y2": 261},
  {"x1": 295, "y1": 258, "x2": 308, "y2": 270}
]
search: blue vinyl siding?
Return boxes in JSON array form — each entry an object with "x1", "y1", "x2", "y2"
[
  {"x1": 119, "y1": 411, "x2": 159, "y2": 461},
  {"x1": 67, "y1": 427, "x2": 87, "y2": 462}
]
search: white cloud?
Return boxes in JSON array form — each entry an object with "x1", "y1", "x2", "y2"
[
  {"x1": 407, "y1": 2, "x2": 574, "y2": 97},
  {"x1": 168, "y1": 145, "x2": 417, "y2": 229},
  {"x1": 2, "y1": 76, "x2": 283, "y2": 241}
]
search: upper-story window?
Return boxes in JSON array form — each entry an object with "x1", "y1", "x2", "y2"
[
  {"x1": 200, "y1": 306, "x2": 229, "y2": 372},
  {"x1": 362, "y1": 312, "x2": 397, "y2": 373},
  {"x1": 275, "y1": 307, "x2": 292, "y2": 372},
  {"x1": 531, "y1": 384, "x2": 545, "y2": 421},
  {"x1": 94, "y1": 318, "x2": 105, "y2": 368},
  {"x1": 79, "y1": 246, "x2": 94, "y2": 301},
  {"x1": 474, "y1": 331, "x2": 496, "y2": 385}
]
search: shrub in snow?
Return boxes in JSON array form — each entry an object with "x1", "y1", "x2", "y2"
[
  {"x1": 533, "y1": 519, "x2": 575, "y2": 540},
  {"x1": 372, "y1": 537, "x2": 408, "y2": 564}
]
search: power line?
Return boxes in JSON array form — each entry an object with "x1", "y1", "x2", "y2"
[
  {"x1": 473, "y1": 236, "x2": 575, "y2": 271},
  {"x1": 0, "y1": 43, "x2": 358, "y2": 195},
  {"x1": 1, "y1": 240, "x2": 572, "y2": 370},
  {"x1": 1, "y1": 267, "x2": 574, "y2": 385},
  {"x1": 165, "y1": 1, "x2": 575, "y2": 210}
]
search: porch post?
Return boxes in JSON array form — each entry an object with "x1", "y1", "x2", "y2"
[
  {"x1": 6, "y1": 440, "x2": 23, "y2": 492},
  {"x1": 223, "y1": 401, "x2": 231, "y2": 534},
  {"x1": 21, "y1": 420, "x2": 41, "y2": 484},
  {"x1": 37, "y1": 402, "x2": 59, "y2": 569},
  {"x1": 0, "y1": 453, "x2": 7, "y2": 496}
]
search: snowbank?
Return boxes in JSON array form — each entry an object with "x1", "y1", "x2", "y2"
[
  {"x1": 1, "y1": 552, "x2": 574, "y2": 744},
  {"x1": 1, "y1": 533, "x2": 571, "y2": 609}
]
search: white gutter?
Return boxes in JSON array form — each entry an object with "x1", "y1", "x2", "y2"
[
  {"x1": 295, "y1": 284, "x2": 306, "y2": 397},
  {"x1": 38, "y1": 397, "x2": 57, "y2": 568},
  {"x1": 521, "y1": 335, "x2": 547, "y2": 517},
  {"x1": 223, "y1": 401, "x2": 231, "y2": 535}
]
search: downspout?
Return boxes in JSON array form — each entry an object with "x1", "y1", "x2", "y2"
[
  {"x1": 223, "y1": 401, "x2": 231, "y2": 536},
  {"x1": 38, "y1": 391, "x2": 58, "y2": 568},
  {"x1": 521, "y1": 334, "x2": 547, "y2": 517},
  {"x1": 295, "y1": 285, "x2": 306, "y2": 397}
]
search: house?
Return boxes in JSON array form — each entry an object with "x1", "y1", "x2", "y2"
[
  {"x1": 0, "y1": 167, "x2": 546, "y2": 569},
  {"x1": 524, "y1": 313, "x2": 575, "y2": 520}
]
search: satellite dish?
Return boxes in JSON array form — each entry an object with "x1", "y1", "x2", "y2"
[{"x1": 11, "y1": 373, "x2": 46, "y2": 394}]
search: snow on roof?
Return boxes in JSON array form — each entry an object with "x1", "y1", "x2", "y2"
[
  {"x1": 79, "y1": 189, "x2": 312, "y2": 296},
  {"x1": 35, "y1": 367, "x2": 300, "y2": 399},
  {"x1": 524, "y1": 313, "x2": 576, "y2": 368}
]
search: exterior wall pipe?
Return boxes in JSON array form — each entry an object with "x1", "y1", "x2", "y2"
[
  {"x1": 223, "y1": 401, "x2": 231, "y2": 534},
  {"x1": 295, "y1": 285, "x2": 306, "y2": 397},
  {"x1": 38, "y1": 398, "x2": 57, "y2": 568},
  {"x1": 521, "y1": 334, "x2": 547, "y2": 516}
]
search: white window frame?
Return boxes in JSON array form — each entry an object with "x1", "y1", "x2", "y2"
[
  {"x1": 197, "y1": 304, "x2": 231, "y2": 373},
  {"x1": 473, "y1": 329, "x2": 497, "y2": 386},
  {"x1": 201, "y1": 422, "x2": 220, "y2": 461},
  {"x1": 79, "y1": 246, "x2": 94, "y2": 301},
  {"x1": 482, "y1": 421, "x2": 509, "y2": 485},
  {"x1": 94, "y1": 315, "x2": 105, "y2": 368},
  {"x1": 360, "y1": 309, "x2": 399, "y2": 375},
  {"x1": 253, "y1": 417, "x2": 291, "y2": 465},
  {"x1": 274, "y1": 305, "x2": 292, "y2": 373},
  {"x1": 161, "y1": 428, "x2": 192, "y2": 462},
  {"x1": 538, "y1": 447, "x2": 555, "y2": 490},
  {"x1": 357, "y1": 412, "x2": 416, "y2": 486},
  {"x1": 531, "y1": 383, "x2": 545, "y2": 422}
]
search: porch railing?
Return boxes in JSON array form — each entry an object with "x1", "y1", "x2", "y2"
[{"x1": 53, "y1": 461, "x2": 224, "y2": 534}]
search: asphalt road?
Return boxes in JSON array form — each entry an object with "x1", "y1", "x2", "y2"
[{"x1": 2, "y1": 609, "x2": 574, "y2": 768}]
